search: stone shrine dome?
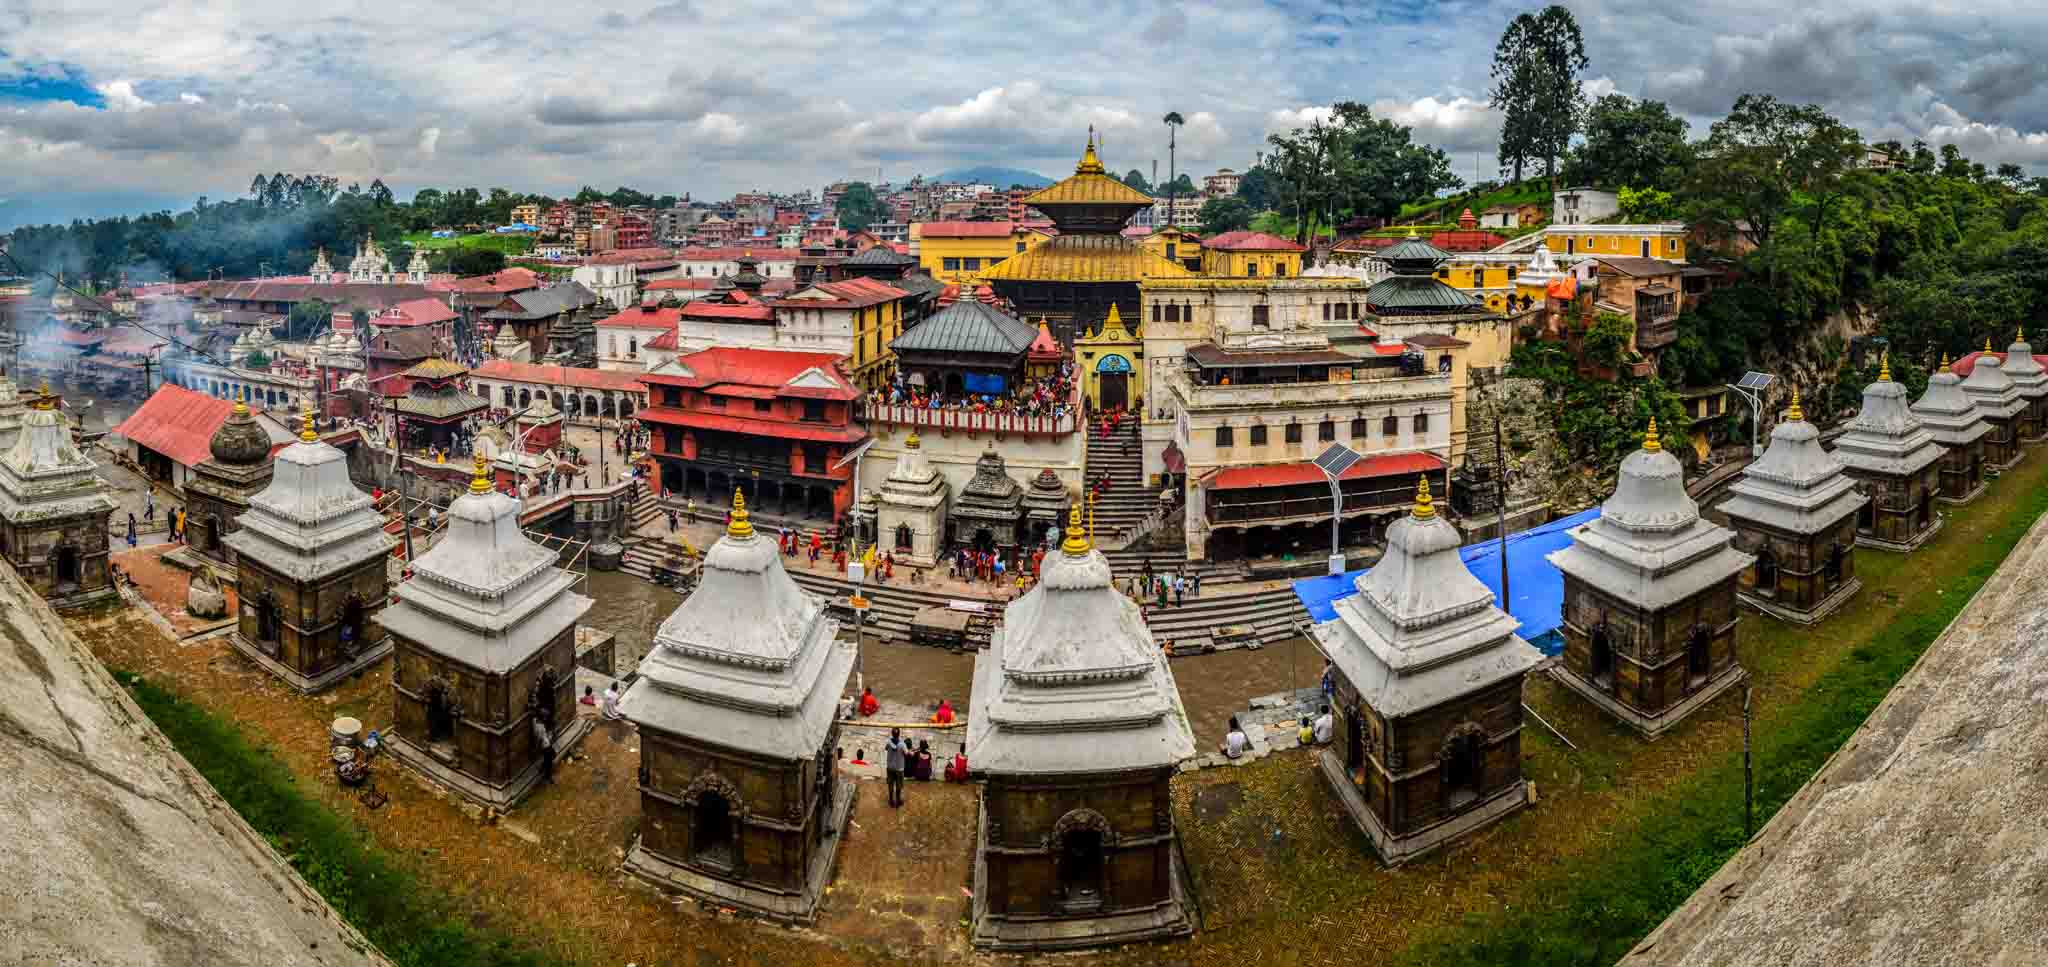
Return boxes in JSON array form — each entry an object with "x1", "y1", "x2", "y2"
[{"x1": 208, "y1": 393, "x2": 272, "y2": 467}]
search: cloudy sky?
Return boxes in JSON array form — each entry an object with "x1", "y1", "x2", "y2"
[{"x1": 2, "y1": 0, "x2": 2045, "y2": 226}]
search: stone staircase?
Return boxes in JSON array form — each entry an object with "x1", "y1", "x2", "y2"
[
  {"x1": 1084, "y1": 417, "x2": 1156, "y2": 547},
  {"x1": 783, "y1": 566, "x2": 1310, "y2": 655}
]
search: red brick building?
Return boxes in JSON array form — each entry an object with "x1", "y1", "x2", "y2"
[{"x1": 636, "y1": 348, "x2": 865, "y2": 522}]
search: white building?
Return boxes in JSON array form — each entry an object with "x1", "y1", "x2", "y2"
[
  {"x1": 1552, "y1": 187, "x2": 1620, "y2": 226},
  {"x1": 572, "y1": 261, "x2": 638, "y2": 309}
]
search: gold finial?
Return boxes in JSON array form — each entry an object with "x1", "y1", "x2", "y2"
[
  {"x1": 905, "y1": 428, "x2": 921, "y2": 449},
  {"x1": 299, "y1": 405, "x2": 316, "y2": 442},
  {"x1": 1986, "y1": 337, "x2": 1995, "y2": 354},
  {"x1": 1940, "y1": 352, "x2": 1952, "y2": 374},
  {"x1": 1643, "y1": 416, "x2": 1662, "y2": 452},
  {"x1": 1061, "y1": 500, "x2": 1090, "y2": 555},
  {"x1": 232, "y1": 387, "x2": 249, "y2": 416},
  {"x1": 1406, "y1": 225, "x2": 1419, "y2": 238},
  {"x1": 1075, "y1": 132, "x2": 1106, "y2": 176},
  {"x1": 32, "y1": 379, "x2": 53, "y2": 411},
  {"x1": 1412, "y1": 474, "x2": 1436, "y2": 520},
  {"x1": 1786, "y1": 387, "x2": 1804, "y2": 423},
  {"x1": 727, "y1": 487, "x2": 753, "y2": 539},
  {"x1": 469, "y1": 451, "x2": 491, "y2": 494},
  {"x1": 1878, "y1": 351, "x2": 1891, "y2": 383}
]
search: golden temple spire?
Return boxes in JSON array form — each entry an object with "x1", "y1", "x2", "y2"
[
  {"x1": 1411, "y1": 475, "x2": 1436, "y2": 520},
  {"x1": 1643, "y1": 416, "x2": 1661, "y2": 452},
  {"x1": 1075, "y1": 131, "x2": 1106, "y2": 176},
  {"x1": 299, "y1": 404, "x2": 317, "y2": 442},
  {"x1": 1878, "y1": 350, "x2": 1891, "y2": 383},
  {"x1": 1062, "y1": 499, "x2": 1091, "y2": 555},
  {"x1": 1940, "y1": 352, "x2": 1952, "y2": 374},
  {"x1": 1986, "y1": 336, "x2": 1995, "y2": 354},
  {"x1": 232, "y1": 387, "x2": 249, "y2": 416},
  {"x1": 905, "y1": 428, "x2": 921, "y2": 449},
  {"x1": 33, "y1": 379, "x2": 53, "y2": 411},
  {"x1": 469, "y1": 451, "x2": 492, "y2": 495},
  {"x1": 727, "y1": 487, "x2": 753, "y2": 540},
  {"x1": 1786, "y1": 387, "x2": 1804, "y2": 423}
]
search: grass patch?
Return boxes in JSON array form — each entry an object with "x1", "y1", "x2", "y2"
[
  {"x1": 111, "y1": 670, "x2": 562, "y2": 967},
  {"x1": 402, "y1": 231, "x2": 535, "y2": 256},
  {"x1": 1395, "y1": 479, "x2": 2048, "y2": 966},
  {"x1": 1399, "y1": 179, "x2": 1551, "y2": 223}
]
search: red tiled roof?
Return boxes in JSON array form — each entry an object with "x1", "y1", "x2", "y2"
[
  {"x1": 1202, "y1": 230, "x2": 1307, "y2": 253},
  {"x1": 644, "y1": 330, "x2": 679, "y2": 351},
  {"x1": 643, "y1": 278, "x2": 797, "y2": 294},
  {"x1": 680, "y1": 300, "x2": 775, "y2": 322},
  {"x1": 1371, "y1": 343, "x2": 1409, "y2": 356},
  {"x1": 431, "y1": 267, "x2": 542, "y2": 294},
  {"x1": 1429, "y1": 230, "x2": 1508, "y2": 253},
  {"x1": 1206, "y1": 452, "x2": 1446, "y2": 490},
  {"x1": 635, "y1": 406, "x2": 866, "y2": 444},
  {"x1": 917, "y1": 221, "x2": 1018, "y2": 238},
  {"x1": 382, "y1": 298, "x2": 458, "y2": 327},
  {"x1": 584, "y1": 247, "x2": 677, "y2": 266},
  {"x1": 471, "y1": 359, "x2": 648, "y2": 392},
  {"x1": 594, "y1": 305, "x2": 682, "y2": 330},
  {"x1": 771, "y1": 276, "x2": 909, "y2": 309},
  {"x1": 1951, "y1": 351, "x2": 2048, "y2": 377},
  {"x1": 643, "y1": 347, "x2": 857, "y2": 400},
  {"x1": 113, "y1": 384, "x2": 234, "y2": 469}
]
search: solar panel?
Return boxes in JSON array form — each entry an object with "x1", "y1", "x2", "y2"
[
  {"x1": 1737, "y1": 371, "x2": 1775, "y2": 390},
  {"x1": 1314, "y1": 443, "x2": 1362, "y2": 478}
]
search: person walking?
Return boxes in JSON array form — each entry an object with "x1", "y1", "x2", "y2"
[
  {"x1": 885, "y1": 728, "x2": 909, "y2": 808},
  {"x1": 1173, "y1": 575, "x2": 1184, "y2": 607}
]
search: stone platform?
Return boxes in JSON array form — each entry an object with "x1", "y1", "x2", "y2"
[
  {"x1": 969, "y1": 800, "x2": 1195, "y2": 951},
  {"x1": 384, "y1": 715, "x2": 595, "y2": 812},
  {"x1": 621, "y1": 777, "x2": 854, "y2": 924},
  {"x1": 1856, "y1": 514, "x2": 1944, "y2": 553},
  {"x1": 1740, "y1": 576, "x2": 1861, "y2": 625},
  {"x1": 1317, "y1": 747, "x2": 1533, "y2": 866},
  {"x1": 1550, "y1": 663, "x2": 1747, "y2": 740},
  {"x1": 224, "y1": 631, "x2": 392, "y2": 694}
]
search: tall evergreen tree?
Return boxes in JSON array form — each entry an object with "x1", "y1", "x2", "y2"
[{"x1": 1489, "y1": 5, "x2": 1589, "y2": 183}]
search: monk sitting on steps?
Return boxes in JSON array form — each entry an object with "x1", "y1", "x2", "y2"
[{"x1": 858, "y1": 686, "x2": 880, "y2": 717}]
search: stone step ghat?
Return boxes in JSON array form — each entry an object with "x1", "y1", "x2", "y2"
[{"x1": 783, "y1": 567, "x2": 1310, "y2": 654}]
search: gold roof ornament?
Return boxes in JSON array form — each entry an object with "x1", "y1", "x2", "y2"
[
  {"x1": 1643, "y1": 416, "x2": 1662, "y2": 452},
  {"x1": 33, "y1": 380, "x2": 54, "y2": 411},
  {"x1": 1786, "y1": 387, "x2": 1804, "y2": 423},
  {"x1": 232, "y1": 387, "x2": 249, "y2": 416},
  {"x1": 905, "y1": 428, "x2": 921, "y2": 449},
  {"x1": 300, "y1": 405, "x2": 317, "y2": 442},
  {"x1": 1412, "y1": 474, "x2": 1436, "y2": 520},
  {"x1": 1061, "y1": 499, "x2": 1090, "y2": 555},
  {"x1": 1940, "y1": 352, "x2": 1952, "y2": 374},
  {"x1": 1076, "y1": 131, "x2": 1106, "y2": 176},
  {"x1": 1879, "y1": 351, "x2": 1891, "y2": 383},
  {"x1": 469, "y1": 451, "x2": 492, "y2": 495},
  {"x1": 1986, "y1": 337, "x2": 1995, "y2": 354},
  {"x1": 727, "y1": 487, "x2": 753, "y2": 540}
]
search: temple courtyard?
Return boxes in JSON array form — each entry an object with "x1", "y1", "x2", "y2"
[{"x1": 61, "y1": 444, "x2": 2048, "y2": 966}]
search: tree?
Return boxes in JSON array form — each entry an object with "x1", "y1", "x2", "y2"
[
  {"x1": 1617, "y1": 186, "x2": 1680, "y2": 222},
  {"x1": 286, "y1": 298, "x2": 334, "y2": 342},
  {"x1": 835, "y1": 182, "x2": 887, "y2": 231},
  {"x1": 1263, "y1": 101, "x2": 1459, "y2": 237},
  {"x1": 242, "y1": 350, "x2": 271, "y2": 371},
  {"x1": 367, "y1": 179, "x2": 394, "y2": 207},
  {"x1": 1566, "y1": 95, "x2": 1693, "y2": 191},
  {"x1": 1198, "y1": 197, "x2": 1255, "y2": 235},
  {"x1": 1686, "y1": 94, "x2": 1864, "y2": 266},
  {"x1": 1489, "y1": 5, "x2": 1589, "y2": 182},
  {"x1": 1236, "y1": 165, "x2": 1279, "y2": 211},
  {"x1": 447, "y1": 246, "x2": 506, "y2": 277},
  {"x1": 1120, "y1": 169, "x2": 1153, "y2": 194}
]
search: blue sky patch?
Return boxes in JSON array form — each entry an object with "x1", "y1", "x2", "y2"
[{"x1": 0, "y1": 55, "x2": 103, "y2": 107}]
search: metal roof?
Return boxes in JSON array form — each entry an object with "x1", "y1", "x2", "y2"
[
  {"x1": 1364, "y1": 275, "x2": 1483, "y2": 311},
  {"x1": 1377, "y1": 236, "x2": 1454, "y2": 264},
  {"x1": 979, "y1": 233, "x2": 1191, "y2": 283},
  {"x1": 843, "y1": 246, "x2": 917, "y2": 266},
  {"x1": 890, "y1": 301, "x2": 1038, "y2": 358}
]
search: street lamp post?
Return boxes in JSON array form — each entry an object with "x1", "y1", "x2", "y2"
[
  {"x1": 1313, "y1": 443, "x2": 1364, "y2": 576},
  {"x1": 1726, "y1": 371, "x2": 1777, "y2": 458}
]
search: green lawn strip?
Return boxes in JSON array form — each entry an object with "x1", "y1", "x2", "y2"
[
  {"x1": 111, "y1": 670, "x2": 564, "y2": 967},
  {"x1": 1393, "y1": 478, "x2": 2048, "y2": 967},
  {"x1": 402, "y1": 232, "x2": 534, "y2": 256}
]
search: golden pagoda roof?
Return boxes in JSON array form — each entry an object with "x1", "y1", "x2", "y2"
[
  {"x1": 400, "y1": 357, "x2": 471, "y2": 380},
  {"x1": 980, "y1": 234, "x2": 1192, "y2": 284},
  {"x1": 1024, "y1": 137, "x2": 1156, "y2": 209}
]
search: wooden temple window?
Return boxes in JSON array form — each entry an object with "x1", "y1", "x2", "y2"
[
  {"x1": 753, "y1": 399, "x2": 773, "y2": 414},
  {"x1": 1284, "y1": 423, "x2": 1302, "y2": 444},
  {"x1": 1215, "y1": 426, "x2": 1234, "y2": 448},
  {"x1": 1350, "y1": 417, "x2": 1369, "y2": 440},
  {"x1": 1249, "y1": 424, "x2": 1268, "y2": 446},
  {"x1": 1251, "y1": 304, "x2": 1269, "y2": 328},
  {"x1": 1413, "y1": 413, "x2": 1430, "y2": 434},
  {"x1": 1382, "y1": 415, "x2": 1398, "y2": 437},
  {"x1": 1319, "y1": 420, "x2": 1336, "y2": 442}
]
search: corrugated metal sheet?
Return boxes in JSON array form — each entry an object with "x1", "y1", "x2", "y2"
[
  {"x1": 111, "y1": 384, "x2": 233, "y2": 468},
  {"x1": 890, "y1": 302, "x2": 1037, "y2": 357},
  {"x1": 1207, "y1": 452, "x2": 1447, "y2": 490}
]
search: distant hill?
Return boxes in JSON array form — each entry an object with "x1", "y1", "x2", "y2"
[{"x1": 932, "y1": 167, "x2": 1053, "y2": 189}]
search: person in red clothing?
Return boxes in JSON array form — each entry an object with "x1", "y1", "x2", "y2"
[
  {"x1": 944, "y1": 750, "x2": 969, "y2": 782},
  {"x1": 931, "y1": 699, "x2": 955, "y2": 725},
  {"x1": 858, "y1": 687, "x2": 880, "y2": 717}
]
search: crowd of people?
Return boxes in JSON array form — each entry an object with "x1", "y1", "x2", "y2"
[{"x1": 869, "y1": 361, "x2": 1078, "y2": 421}]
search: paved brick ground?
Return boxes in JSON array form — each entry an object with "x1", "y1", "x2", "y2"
[{"x1": 110, "y1": 542, "x2": 236, "y2": 638}]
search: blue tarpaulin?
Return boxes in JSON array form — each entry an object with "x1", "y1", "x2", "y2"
[
  {"x1": 963, "y1": 373, "x2": 1008, "y2": 394},
  {"x1": 1290, "y1": 507, "x2": 1600, "y2": 656}
]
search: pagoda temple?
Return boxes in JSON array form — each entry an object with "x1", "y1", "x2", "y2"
[
  {"x1": 951, "y1": 443, "x2": 1027, "y2": 553},
  {"x1": 222, "y1": 410, "x2": 396, "y2": 692},
  {"x1": 382, "y1": 454, "x2": 593, "y2": 808},
  {"x1": 1310, "y1": 476, "x2": 1542, "y2": 864},
  {"x1": 0, "y1": 388, "x2": 119, "y2": 604},
  {"x1": 392, "y1": 358, "x2": 489, "y2": 460},
  {"x1": 967, "y1": 502, "x2": 1196, "y2": 950},
  {"x1": 1717, "y1": 391, "x2": 1866, "y2": 624},
  {"x1": 1548, "y1": 420, "x2": 1753, "y2": 737},
  {"x1": 1362, "y1": 231, "x2": 1489, "y2": 318},
  {"x1": 1996, "y1": 330, "x2": 2047, "y2": 441},
  {"x1": 1829, "y1": 355, "x2": 1946, "y2": 550},
  {"x1": 183, "y1": 391, "x2": 276, "y2": 564},
  {"x1": 1910, "y1": 355, "x2": 1989, "y2": 502},
  {"x1": 983, "y1": 135, "x2": 1192, "y2": 346},
  {"x1": 619, "y1": 490, "x2": 856, "y2": 922},
  {"x1": 1957, "y1": 341, "x2": 2024, "y2": 471}
]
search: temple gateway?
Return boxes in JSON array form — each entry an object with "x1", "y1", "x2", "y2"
[
  {"x1": 222, "y1": 411, "x2": 395, "y2": 692},
  {"x1": 967, "y1": 503, "x2": 1196, "y2": 950},
  {"x1": 1311, "y1": 477, "x2": 1543, "y2": 864},
  {"x1": 1548, "y1": 420, "x2": 1753, "y2": 737},
  {"x1": 620, "y1": 491, "x2": 856, "y2": 922}
]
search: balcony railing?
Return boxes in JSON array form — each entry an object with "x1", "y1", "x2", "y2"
[
  {"x1": 858, "y1": 401, "x2": 1077, "y2": 436},
  {"x1": 1170, "y1": 370, "x2": 1450, "y2": 410}
]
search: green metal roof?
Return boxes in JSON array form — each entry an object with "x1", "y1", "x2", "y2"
[
  {"x1": 891, "y1": 301, "x2": 1038, "y2": 358},
  {"x1": 1377, "y1": 237, "x2": 1453, "y2": 264},
  {"x1": 1364, "y1": 275, "x2": 1483, "y2": 312}
]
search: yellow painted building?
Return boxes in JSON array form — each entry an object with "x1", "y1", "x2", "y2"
[
  {"x1": 1137, "y1": 227, "x2": 1203, "y2": 273},
  {"x1": 1075, "y1": 303, "x2": 1144, "y2": 411},
  {"x1": 914, "y1": 222, "x2": 1048, "y2": 284},
  {"x1": 1197, "y1": 230, "x2": 1306, "y2": 279},
  {"x1": 1545, "y1": 223, "x2": 1688, "y2": 261}
]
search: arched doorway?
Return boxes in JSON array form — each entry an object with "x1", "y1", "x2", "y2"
[
  {"x1": 693, "y1": 791, "x2": 735, "y2": 869},
  {"x1": 1441, "y1": 727, "x2": 1484, "y2": 811},
  {"x1": 1589, "y1": 622, "x2": 1615, "y2": 690},
  {"x1": 424, "y1": 679, "x2": 456, "y2": 748},
  {"x1": 895, "y1": 523, "x2": 913, "y2": 551},
  {"x1": 601, "y1": 396, "x2": 616, "y2": 418},
  {"x1": 1686, "y1": 624, "x2": 1712, "y2": 690},
  {"x1": 1053, "y1": 811, "x2": 1111, "y2": 912},
  {"x1": 519, "y1": 388, "x2": 531, "y2": 407},
  {"x1": 973, "y1": 527, "x2": 996, "y2": 553},
  {"x1": 338, "y1": 593, "x2": 367, "y2": 658},
  {"x1": 52, "y1": 545, "x2": 81, "y2": 592},
  {"x1": 1095, "y1": 355, "x2": 1132, "y2": 411},
  {"x1": 1754, "y1": 547, "x2": 1778, "y2": 594}
]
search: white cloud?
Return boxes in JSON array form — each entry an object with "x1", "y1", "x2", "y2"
[
  {"x1": 94, "y1": 80, "x2": 151, "y2": 112},
  {"x1": 178, "y1": 92, "x2": 204, "y2": 105}
]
